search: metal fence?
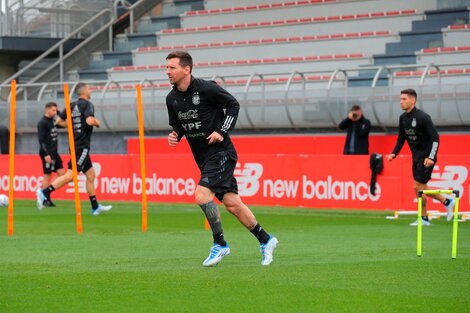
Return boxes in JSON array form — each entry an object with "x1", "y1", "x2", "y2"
[
  {"x1": 1, "y1": 63, "x2": 469, "y2": 133},
  {"x1": 0, "y1": 0, "x2": 113, "y2": 37}
]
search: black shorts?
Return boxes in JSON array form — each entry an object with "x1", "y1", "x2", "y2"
[
  {"x1": 199, "y1": 151, "x2": 238, "y2": 202},
  {"x1": 40, "y1": 152, "x2": 64, "y2": 174},
  {"x1": 412, "y1": 159, "x2": 435, "y2": 184},
  {"x1": 68, "y1": 148, "x2": 93, "y2": 173}
]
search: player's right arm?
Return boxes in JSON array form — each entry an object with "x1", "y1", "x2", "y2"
[
  {"x1": 82, "y1": 102, "x2": 100, "y2": 128},
  {"x1": 168, "y1": 131, "x2": 179, "y2": 146},
  {"x1": 387, "y1": 116, "x2": 406, "y2": 161},
  {"x1": 37, "y1": 120, "x2": 51, "y2": 163},
  {"x1": 166, "y1": 95, "x2": 185, "y2": 146},
  {"x1": 55, "y1": 116, "x2": 67, "y2": 128},
  {"x1": 85, "y1": 116, "x2": 100, "y2": 128}
]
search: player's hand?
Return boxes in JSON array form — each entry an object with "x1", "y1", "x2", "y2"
[
  {"x1": 95, "y1": 119, "x2": 100, "y2": 128},
  {"x1": 168, "y1": 131, "x2": 179, "y2": 146},
  {"x1": 207, "y1": 131, "x2": 223, "y2": 144},
  {"x1": 423, "y1": 158, "x2": 434, "y2": 167},
  {"x1": 348, "y1": 112, "x2": 355, "y2": 120},
  {"x1": 44, "y1": 155, "x2": 52, "y2": 164},
  {"x1": 386, "y1": 154, "x2": 395, "y2": 162}
]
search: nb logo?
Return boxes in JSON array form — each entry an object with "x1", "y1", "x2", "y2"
[
  {"x1": 66, "y1": 163, "x2": 101, "y2": 193},
  {"x1": 234, "y1": 163, "x2": 263, "y2": 197},
  {"x1": 429, "y1": 165, "x2": 468, "y2": 197}
]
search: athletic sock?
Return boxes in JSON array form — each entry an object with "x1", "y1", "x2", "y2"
[
  {"x1": 89, "y1": 195, "x2": 99, "y2": 210},
  {"x1": 213, "y1": 232, "x2": 227, "y2": 247},
  {"x1": 443, "y1": 198, "x2": 451, "y2": 206},
  {"x1": 422, "y1": 216, "x2": 429, "y2": 221},
  {"x1": 250, "y1": 223, "x2": 270, "y2": 244},
  {"x1": 43, "y1": 185, "x2": 55, "y2": 198}
]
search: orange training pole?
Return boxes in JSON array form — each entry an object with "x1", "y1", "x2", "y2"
[
  {"x1": 136, "y1": 85, "x2": 148, "y2": 232},
  {"x1": 7, "y1": 80, "x2": 16, "y2": 236},
  {"x1": 63, "y1": 84, "x2": 82, "y2": 234}
]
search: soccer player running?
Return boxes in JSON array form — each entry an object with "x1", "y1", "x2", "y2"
[
  {"x1": 386, "y1": 89, "x2": 454, "y2": 226},
  {"x1": 37, "y1": 102, "x2": 65, "y2": 207},
  {"x1": 165, "y1": 51, "x2": 278, "y2": 266},
  {"x1": 36, "y1": 83, "x2": 112, "y2": 215}
]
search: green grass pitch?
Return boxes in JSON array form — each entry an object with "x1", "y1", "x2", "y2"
[{"x1": 1, "y1": 200, "x2": 469, "y2": 313}]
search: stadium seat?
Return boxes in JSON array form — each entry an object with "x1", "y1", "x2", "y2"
[
  {"x1": 134, "y1": 31, "x2": 398, "y2": 65},
  {"x1": 443, "y1": 24, "x2": 470, "y2": 47},
  {"x1": 157, "y1": 10, "x2": 420, "y2": 46},
  {"x1": 416, "y1": 46, "x2": 470, "y2": 66},
  {"x1": 182, "y1": 0, "x2": 438, "y2": 28},
  {"x1": 108, "y1": 53, "x2": 372, "y2": 80}
]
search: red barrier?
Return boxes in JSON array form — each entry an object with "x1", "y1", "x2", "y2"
[
  {"x1": 1, "y1": 153, "x2": 468, "y2": 211},
  {"x1": 127, "y1": 134, "x2": 470, "y2": 155}
]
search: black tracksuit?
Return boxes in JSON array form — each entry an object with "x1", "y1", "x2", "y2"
[
  {"x1": 338, "y1": 116, "x2": 371, "y2": 155},
  {"x1": 166, "y1": 76, "x2": 239, "y2": 168},
  {"x1": 392, "y1": 107, "x2": 439, "y2": 184}
]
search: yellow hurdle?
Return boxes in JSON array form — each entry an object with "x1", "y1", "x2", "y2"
[{"x1": 417, "y1": 189, "x2": 460, "y2": 259}]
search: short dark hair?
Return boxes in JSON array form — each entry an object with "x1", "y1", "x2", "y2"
[
  {"x1": 44, "y1": 102, "x2": 57, "y2": 109},
  {"x1": 75, "y1": 82, "x2": 88, "y2": 96},
  {"x1": 351, "y1": 105, "x2": 361, "y2": 111},
  {"x1": 401, "y1": 88, "x2": 418, "y2": 100},
  {"x1": 166, "y1": 51, "x2": 193, "y2": 73}
]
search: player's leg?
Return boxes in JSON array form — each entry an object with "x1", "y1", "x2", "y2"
[
  {"x1": 38, "y1": 154, "x2": 53, "y2": 208},
  {"x1": 195, "y1": 185, "x2": 230, "y2": 267},
  {"x1": 420, "y1": 183, "x2": 455, "y2": 221},
  {"x1": 36, "y1": 168, "x2": 73, "y2": 210},
  {"x1": 42, "y1": 174, "x2": 51, "y2": 190},
  {"x1": 416, "y1": 159, "x2": 454, "y2": 220},
  {"x1": 414, "y1": 181, "x2": 429, "y2": 217},
  {"x1": 222, "y1": 192, "x2": 278, "y2": 266},
  {"x1": 82, "y1": 158, "x2": 112, "y2": 216},
  {"x1": 195, "y1": 185, "x2": 226, "y2": 245},
  {"x1": 410, "y1": 159, "x2": 432, "y2": 226},
  {"x1": 40, "y1": 173, "x2": 54, "y2": 207},
  {"x1": 221, "y1": 192, "x2": 257, "y2": 229},
  {"x1": 54, "y1": 154, "x2": 66, "y2": 178},
  {"x1": 43, "y1": 154, "x2": 65, "y2": 207}
]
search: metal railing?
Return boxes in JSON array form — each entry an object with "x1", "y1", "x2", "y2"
[
  {"x1": 0, "y1": 9, "x2": 114, "y2": 86},
  {"x1": 1, "y1": 63, "x2": 469, "y2": 133},
  {"x1": 0, "y1": 0, "x2": 113, "y2": 37},
  {"x1": 113, "y1": 0, "x2": 164, "y2": 33}
]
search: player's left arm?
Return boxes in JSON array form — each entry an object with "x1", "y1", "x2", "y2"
[
  {"x1": 206, "y1": 82, "x2": 239, "y2": 143},
  {"x1": 423, "y1": 114, "x2": 439, "y2": 166},
  {"x1": 84, "y1": 102, "x2": 100, "y2": 128},
  {"x1": 55, "y1": 116, "x2": 67, "y2": 128}
]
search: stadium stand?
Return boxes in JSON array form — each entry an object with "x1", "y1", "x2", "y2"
[
  {"x1": 108, "y1": 53, "x2": 372, "y2": 80},
  {"x1": 1, "y1": 0, "x2": 470, "y2": 154},
  {"x1": 180, "y1": 0, "x2": 438, "y2": 28},
  {"x1": 156, "y1": 10, "x2": 421, "y2": 46},
  {"x1": 416, "y1": 46, "x2": 470, "y2": 66},
  {"x1": 443, "y1": 24, "x2": 470, "y2": 46}
]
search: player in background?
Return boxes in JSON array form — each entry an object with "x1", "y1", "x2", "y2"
[
  {"x1": 36, "y1": 83, "x2": 112, "y2": 216},
  {"x1": 166, "y1": 51, "x2": 278, "y2": 266},
  {"x1": 386, "y1": 88, "x2": 454, "y2": 226},
  {"x1": 37, "y1": 102, "x2": 65, "y2": 207}
]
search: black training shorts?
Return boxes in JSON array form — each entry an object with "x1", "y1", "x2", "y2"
[
  {"x1": 40, "y1": 152, "x2": 64, "y2": 174},
  {"x1": 412, "y1": 159, "x2": 435, "y2": 184},
  {"x1": 67, "y1": 148, "x2": 93, "y2": 173},
  {"x1": 199, "y1": 151, "x2": 238, "y2": 202}
]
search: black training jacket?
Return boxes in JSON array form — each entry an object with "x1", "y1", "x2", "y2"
[
  {"x1": 338, "y1": 116, "x2": 371, "y2": 155},
  {"x1": 392, "y1": 107, "x2": 439, "y2": 162},
  {"x1": 166, "y1": 77, "x2": 239, "y2": 168},
  {"x1": 37, "y1": 116, "x2": 58, "y2": 156},
  {"x1": 59, "y1": 98, "x2": 95, "y2": 150}
]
